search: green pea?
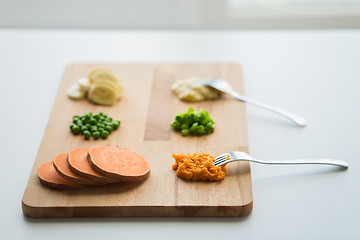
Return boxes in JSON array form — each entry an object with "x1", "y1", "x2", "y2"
[
  {"x1": 181, "y1": 129, "x2": 189, "y2": 136},
  {"x1": 70, "y1": 124, "x2": 76, "y2": 131},
  {"x1": 113, "y1": 120, "x2": 121, "y2": 129},
  {"x1": 175, "y1": 114, "x2": 183, "y2": 122},
  {"x1": 98, "y1": 112, "x2": 104, "y2": 116},
  {"x1": 170, "y1": 121, "x2": 179, "y2": 131},
  {"x1": 80, "y1": 116, "x2": 85, "y2": 121},
  {"x1": 105, "y1": 117, "x2": 112, "y2": 122},
  {"x1": 105, "y1": 125, "x2": 113, "y2": 133},
  {"x1": 83, "y1": 130, "x2": 91, "y2": 140},
  {"x1": 76, "y1": 120, "x2": 83, "y2": 126},
  {"x1": 101, "y1": 130, "x2": 110, "y2": 139},
  {"x1": 92, "y1": 131, "x2": 100, "y2": 139},
  {"x1": 71, "y1": 125, "x2": 80, "y2": 135},
  {"x1": 197, "y1": 125, "x2": 205, "y2": 135},
  {"x1": 93, "y1": 114, "x2": 100, "y2": 120},
  {"x1": 205, "y1": 122, "x2": 214, "y2": 134},
  {"x1": 81, "y1": 125, "x2": 88, "y2": 133},
  {"x1": 90, "y1": 125, "x2": 97, "y2": 132},
  {"x1": 90, "y1": 118, "x2": 97, "y2": 125},
  {"x1": 180, "y1": 123, "x2": 189, "y2": 130},
  {"x1": 201, "y1": 119, "x2": 209, "y2": 125},
  {"x1": 190, "y1": 123, "x2": 199, "y2": 134}
]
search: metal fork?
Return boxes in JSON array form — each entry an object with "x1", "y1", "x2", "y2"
[
  {"x1": 213, "y1": 151, "x2": 349, "y2": 169},
  {"x1": 201, "y1": 78, "x2": 307, "y2": 127}
]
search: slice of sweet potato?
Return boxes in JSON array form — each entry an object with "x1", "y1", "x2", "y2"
[
  {"x1": 53, "y1": 153, "x2": 102, "y2": 185},
  {"x1": 88, "y1": 146, "x2": 150, "y2": 181},
  {"x1": 38, "y1": 161, "x2": 83, "y2": 189},
  {"x1": 68, "y1": 147, "x2": 119, "y2": 183}
]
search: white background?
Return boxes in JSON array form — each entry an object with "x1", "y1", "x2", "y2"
[{"x1": 1, "y1": 0, "x2": 360, "y2": 29}]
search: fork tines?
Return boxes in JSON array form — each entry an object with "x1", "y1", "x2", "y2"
[{"x1": 213, "y1": 153, "x2": 230, "y2": 166}]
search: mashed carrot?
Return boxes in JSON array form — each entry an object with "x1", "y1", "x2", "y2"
[{"x1": 172, "y1": 152, "x2": 227, "y2": 181}]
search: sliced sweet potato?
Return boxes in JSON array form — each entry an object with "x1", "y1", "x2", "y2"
[
  {"x1": 88, "y1": 146, "x2": 150, "y2": 181},
  {"x1": 68, "y1": 147, "x2": 119, "y2": 183},
  {"x1": 38, "y1": 161, "x2": 82, "y2": 189},
  {"x1": 53, "y1": 153, "x2": 101, "y2": 185}
]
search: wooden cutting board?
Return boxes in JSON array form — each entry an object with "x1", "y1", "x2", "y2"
[{"x1": 22, "y1": 63, "x2": 253, "y2": 217}]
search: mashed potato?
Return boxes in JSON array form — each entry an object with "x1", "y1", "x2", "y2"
[{"x1": 171, "y1": 77, "x2": 219, "y2": 102}]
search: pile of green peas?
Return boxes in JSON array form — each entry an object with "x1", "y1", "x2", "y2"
[
  {"x1": 170, "y1": 107, "x2": 215, "y2": 136},
  {"x1": 70, "y1": 111, "x2": 121, "y2": 140}
]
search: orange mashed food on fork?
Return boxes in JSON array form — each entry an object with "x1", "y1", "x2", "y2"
[{"x1": 172, "y1": 152, "x2": 227, "y2": 181}]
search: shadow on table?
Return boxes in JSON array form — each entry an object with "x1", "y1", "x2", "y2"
[
  {"x1": 252, "y1": 164, "x2": 348, "y2": 183},
  {"x1": 247, "y1": 111, "x2": 304, "y2": 129}
]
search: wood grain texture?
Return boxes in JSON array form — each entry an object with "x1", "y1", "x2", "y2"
[{"x1": 22, "y1": 63, "x2": 253, "y2": 217}]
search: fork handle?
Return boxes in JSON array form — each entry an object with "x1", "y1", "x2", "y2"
[
  {"x1": 248, "y1": 158, "x2": 348, "y2": 168},
  {"x1": 228, "y1": 91, "x2": 307, "y2": 127}
]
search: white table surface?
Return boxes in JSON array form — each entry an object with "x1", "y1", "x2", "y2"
[{"x1": 1, "y1": 29, "x2": 359, "y2": 240}]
